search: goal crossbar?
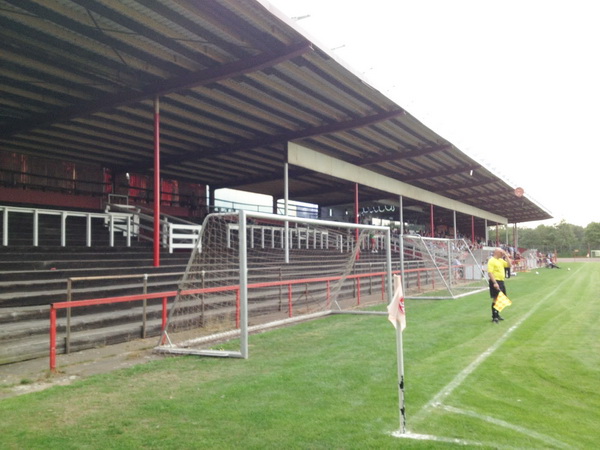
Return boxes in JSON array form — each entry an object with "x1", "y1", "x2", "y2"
[
  {"x1": 156, "y1": 210, "x2": 393, "y2": 359},
  {"x1": 401, "y1": 235, "x2": 488, "y2": 299}
]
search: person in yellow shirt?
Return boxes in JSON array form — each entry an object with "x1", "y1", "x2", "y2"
[{"x1": 487, "y1": 248, "x2": 512, "y2": 323}]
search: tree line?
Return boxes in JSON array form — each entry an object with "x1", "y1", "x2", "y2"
[{"x1": 510, "y1": 221, "x2": 600, "y2": 257}]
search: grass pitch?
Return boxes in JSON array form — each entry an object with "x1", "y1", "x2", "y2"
[{"x1": 0, "y1": 262, "x2": 598, "y2": 448}]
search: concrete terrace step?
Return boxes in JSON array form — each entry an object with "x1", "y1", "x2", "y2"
[
  {"x1": 0, "y1": 259, "x2": 182, "y2": 272},
  {"x1": 0, "y1": 277, "x2": 364, "y2": 365},
  {"x1": 0, "y1": 261, "x2": 188, "y2": 283},
  {"x1": 0, "y1": 244, "x2": 189, "y2": 258},
  {"x1": 0, "y1": 318, "x2": 166, "y2": 365},
  {"x1": 0, "y1": 304, "x2": 50, "y2": 325},
  {"x1": 0, "y1": 249, "x2": 189, "y2": 262},
  {"x1": 0, "y1": 295, "x2": 167, "y2": 364},
  {"x1": 0, "y1": 242, "x2": 392, "y2": 365},
  {"x1": 0, "y1": 251, "x2": 186, "y2": 263},
  {"x1": 0, "y1": 301, "x2": 164, "y2": 343},
  {"x1": 0, "y1": 276, "x2": 183, "y2": 308}
]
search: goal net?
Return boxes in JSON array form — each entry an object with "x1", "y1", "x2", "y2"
[
  {"x1": 156, "y1": 210, "x2": 392, "y2": 358},
  {"x1": 401, "y1": 235, "x2": 488, "y2": 299}
]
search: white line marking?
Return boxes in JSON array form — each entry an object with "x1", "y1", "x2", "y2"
[
  {"x1": 391, "y1": 430, "x2": 484, "y2": 446},
  {"x1": 440, "y1": 405, "x2": 570, "y2": 449},
  {"x1": 407, "y1": 266, "x2": 582, "y2": 445},
  {"x1": 416, "y1": 310, "x2": 530, "y2": 420}
]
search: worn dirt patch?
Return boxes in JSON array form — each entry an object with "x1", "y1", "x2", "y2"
[{"x1": 0, "y1": 337, "x2": 162, "y2": 399}]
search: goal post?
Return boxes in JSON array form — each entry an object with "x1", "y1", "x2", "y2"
[
  {"x1": 155, "y1": 210, "x2": 393, "y2": 359},
  {"x1": 401, "y1": 235, "x2": 488, "y2": 299}
]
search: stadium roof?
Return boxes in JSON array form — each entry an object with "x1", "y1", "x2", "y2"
[{"x1": 0, "y1": 0, "x2": 552, "y2": 229}]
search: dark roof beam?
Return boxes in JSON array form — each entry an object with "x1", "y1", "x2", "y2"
[
  {"x1": 354, "y1": 143, "x2": 452, "y2": 167},
  {"x1": 434, "y1": 178, "x2": 499, "y2": 195},
  {"x1": 3, "y1": 0, "x2": 186, "y2": 74},
  {"x1": 0, "y1": 41, "x2": 313, "y2": 138},
  {"x1": 222, "y1": 135, "x2": 447, "y2": 190},
  {"x1": 401, "y1": 164, "x2": 481, "y2": 182},
  {"x1": 119, "y1": 109, "x2": 405, "y2": 173},
  {"x1": 173, "y1": 0, "x2": 283, "y2": 53},
  {"x1": 214, "y1": 165, "x2": 306, "y2": 191},
  {"x1": 142, "y1": 0, "x2": 263, "y2": 58},
  {"x1": 70, "y1": 0, "x2": 215, "y2": 66}
]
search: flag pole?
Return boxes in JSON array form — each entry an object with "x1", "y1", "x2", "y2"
[
  {"x1": 395, "y1": 316, "x2": 406, "y2": 433},
  {"x1": 386, "y1": 230, "x2": 406, "y2": 433}
]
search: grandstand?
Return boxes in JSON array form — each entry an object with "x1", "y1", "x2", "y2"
[{"x1": 0, "y1": 0, "x2": 552, "y2": 365}]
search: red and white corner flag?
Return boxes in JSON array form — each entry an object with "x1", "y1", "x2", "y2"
[{"x1": 387, "y1": 275, "x2": 406, "y2": 331}]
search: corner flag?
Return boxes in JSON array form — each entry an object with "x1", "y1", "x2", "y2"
[
  {"x1": 388, "y1": 274, "x2": 407, "y2": 434},
  {"x1": 388, "y1": 275, "x2": 406, "y2": 331}
]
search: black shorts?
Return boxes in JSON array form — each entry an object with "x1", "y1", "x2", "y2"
[{"x1": 489, "y1": 280, "x2": 506, "y2": 299}]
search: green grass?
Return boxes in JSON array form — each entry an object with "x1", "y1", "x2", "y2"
[{"x1": 1, "y1": 263, "x2": 598, "y2": 449}]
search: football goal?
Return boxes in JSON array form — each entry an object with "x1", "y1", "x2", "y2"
[
  {"x1": 156, "y1": 210, "x2": 393, "y2": 358},
  {"x1": 401, "y1": 235, "x2": 488, "y2": 299}
]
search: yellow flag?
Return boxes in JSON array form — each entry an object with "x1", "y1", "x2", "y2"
[{"x1": 494, "y1": 291, "x2": 512, "y2": 312}]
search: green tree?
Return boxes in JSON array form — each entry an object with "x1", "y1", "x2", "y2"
[
  {"x1": 584, "y1": 222, "x2": 600, "y2": 250},
  {"x1": 538, "y1": 224, "x2": 557, "y2": 251},
  {"x1": 554, "y1": 220, "x2": 581, "y2": 254},
  {"x1": 517, "y1": 226, "x2": 539, "y2": 249},
  {"x1": 516, "y1": 221, "x2": 587, "y2": 256},
  {"x1": 486, "y1": 221, "x2": 594, "y2": 255}
]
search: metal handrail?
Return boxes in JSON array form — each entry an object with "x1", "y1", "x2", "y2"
[
  {"x1": 65, "y1": 271, "x2": 186, "y2": 351},
  {"x1": 0, "y1": 204, "x2": 126, "y2": 247},
  {"x1": 107, "y1": 202, "x2": 201, "y2": 252},
  {"x1": 108, "y1": 202, "x2": 199, "y2": 226}
]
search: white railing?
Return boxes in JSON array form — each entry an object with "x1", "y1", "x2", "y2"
[
  {"x1": 1, "y1": 203, "x2": 201, "y2": 251},
  {"x1": 226, "y1": 223, "x2": 354, "y2": 251},
  {"x1": 167, "y1": 223, "x2": 201, "y2": 253},
  {"x1": 107, "y1": 203, "x2": 201, "y2": 253},
  {"x1": 1, "y1": 204, "x2": 130, "y2": 247}
]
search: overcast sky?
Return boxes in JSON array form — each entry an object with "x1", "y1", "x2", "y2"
[{"x1": 266, "y1": 0, "x2": 599, "y2": 227}]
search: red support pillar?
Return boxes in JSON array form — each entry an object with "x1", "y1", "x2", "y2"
[
  {"x1": 471, "y1": 216, "x2": 475, "y2": 244},
  {"x1": 153, "y1": 97, "x2": 161, "y2": 267},
  {"x1": 430, "y1": 204, "x2": 435, "y2": 237},
  {"x1": 49, "y1": 305, "x2": 57, "y2": 372},
  {"x1": 355, "y1": 183, "x2": 360, "y2": 260}
]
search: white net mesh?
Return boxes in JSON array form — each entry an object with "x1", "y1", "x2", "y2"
[
  {"x1": 402, "y1": 235, "x2": 488, "y2": 299},
  {"x1": 158, "y1": 212, "x2": 381, "y2": 355}
]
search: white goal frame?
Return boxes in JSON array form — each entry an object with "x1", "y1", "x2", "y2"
[
  {"x1": 401, "y1": 234, "x2": 488, "y2": 300},
  {"x1": 155, "y1": 210, "x2": 393, "y2": 359}
]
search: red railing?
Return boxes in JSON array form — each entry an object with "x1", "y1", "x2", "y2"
[
  {"x1": 49, "y1": 270, "x2": 397, "y2": 371},
  {"x1": 48, "y1": 264, "x2": 475, "y2": 370}
]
